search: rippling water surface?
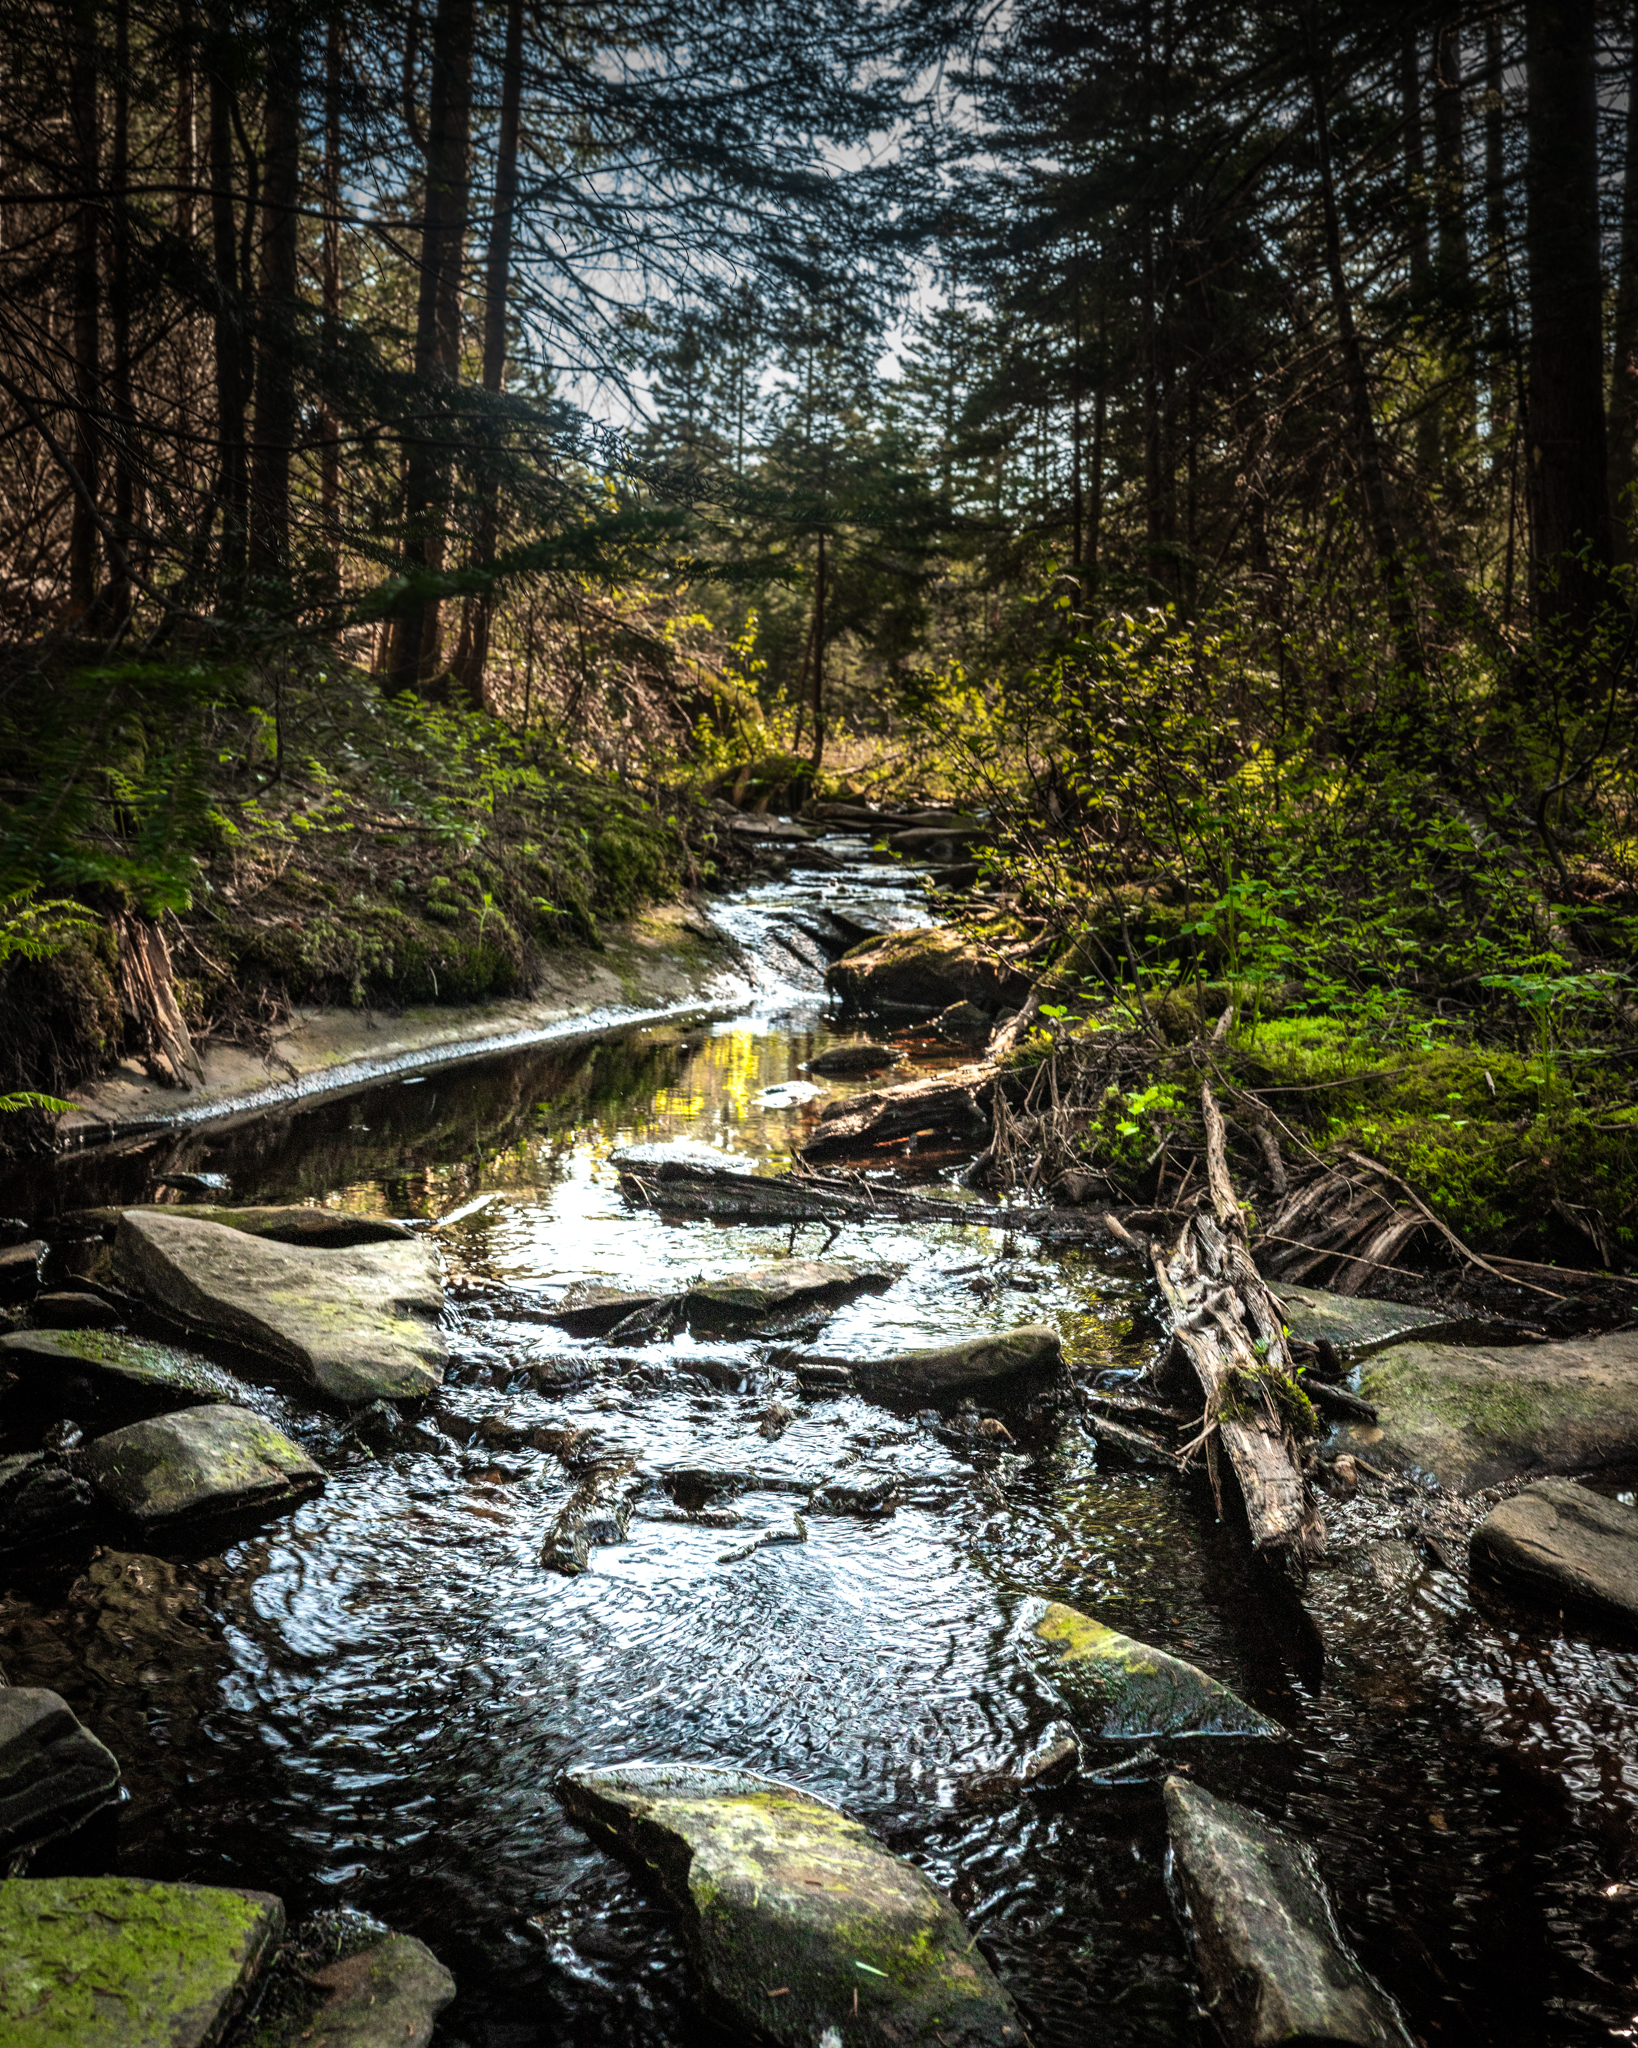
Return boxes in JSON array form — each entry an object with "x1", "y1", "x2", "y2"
[{"x1": 5, "y1": 840, "x2": 1638, "y2": 2048}]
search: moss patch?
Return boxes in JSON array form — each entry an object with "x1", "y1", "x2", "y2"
[{"x1": 1029, "y1": 1598, "x2": 1280, "y2": 1739}]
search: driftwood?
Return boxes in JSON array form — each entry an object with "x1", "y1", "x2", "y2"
[
  {"x1": 1149, "y1": 1084, "x2": 1324, "y2": 1565},
  {"x1": 114, "y1": 914, "x2": 203, "y2": 1088},
  {"x1": 799, "y1": 1060, "x2": 994, "y2": 1162}
]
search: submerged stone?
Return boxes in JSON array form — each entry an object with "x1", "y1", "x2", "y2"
[
  {"x1": 115, "y1": 1209, "x2": 445, "y2": 1404},
  {"x1": 545, "y1": 1284, "x2": 671, "y2": 1336},
  {"x1": 1027, "y1": 1599, "x2": 1280, "y2": 1739},
  {"x1": 0, "y1": 1688, "x2": 121, "y2": 1859},
  {"x1": 539, "y1": 1457, "x2": 641, "y2": 1575},
  {"x1": 0, "y1": 1874, "x2": 284, "y2": 2047},
  {"x1": 1471, "y1": 1477, "x2": 1638, "y2": 1629},
  {"x1": 266, "y1": 1934, "x2": 455, "y2": 2048},
  {"x1": 0, "y1": 1328, "x2": 249, "y2": 1412},
  {"x1": 807, "y1": 1041, "x2": 906, "y2": 1077},
  {"x1": 1330, "y1": 1333, "x2": 1638, "y2": 1492},
  {"x1": 804, "y1": 1324, "x2": 1061, "y2": 1401},
  {"x1": 1164, "y1": 1777, "x2": 1413, "y2": 2047},
  {"x1": 81, "y1": 1403, "x2": 323, "y2": 1528},
  {"x1": 559, "y1": 1761, "x2": 1028, "y2": 2048},
  {"x1": 0, "y1": 1452, "x2": 99, "y2": 1551}
]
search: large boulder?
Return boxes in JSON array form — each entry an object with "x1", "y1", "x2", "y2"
[
  {"x1": 114, "y1": 1209, "x2": 445, "y2": 1403},
  {"x1": 826, "y1": 928, "x2": 1028, "y2": 1015},
  {"x1": 0, "y1": 1875, "x2": 284, "y2": 2047},
  {"x1": 559, "y1": 1761, "x2": 1028, "y2": 2047},
  {"x1": 800, "y1": 1324, "x2": 1061, "y2": 1401},
  {"x1": 1027, "y1": 1599, "x2": 1279, "y2": 1739},
  {"x1": 0, "y1": 1688, "x2": 121, "y2": 1859},
  {"x1": 0, "y1": 1328, "x2": 249, "y2": 1415},
  {"x1": 1163, "y1": 1778, "x2": 1413, "y2": 2048},
  {"x1": 1470, "y1": 1478, "x2": 1638, "y2": 1629},
  {"x1": 80, "y1": 1404, "x2": 323, "y2": 1529},
  {"x1": 57, "y1": 1205, "x2": 413, "y2": 1249},
  {"x1": 1328, "y1": 1333, "x2": 1638, "y2": 1492}
]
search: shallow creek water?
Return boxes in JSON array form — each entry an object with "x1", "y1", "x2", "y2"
[{"x1": 4, "y1": 839, "x2": 1638, "y2": 2047}]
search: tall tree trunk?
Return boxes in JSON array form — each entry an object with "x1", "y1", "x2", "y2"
[
  {"x1": 208, "y1": 64, "x2": 248, "y2": 590},
  {"x1": 109, "y1": 0, "x2": 134, "y2": 621},
  {"x1": 454, "y1": 0, "x2": 523, "y2": 711},
  {"x1": 174, "y1": 0, "x2": 197, "y2": 241},
  {"x1": 1402, "y1": 27, "x2": 1437, "y2": 482},
  {"x1": 810, "y1": 528, "x2": 827, "y2": 770},
  {"x1": 1483, "y1": 15, "x2": 1512, "y2": 480},
  {"x1": 68, "y1": 0, "x2": 100, "y2": 621},
  {"x1": 1433, "y1": 21, "x2": 1473, "y2": 453},
  {"x1": 1525, "y1": 0, "x2": 1612, "y2": 641},
  {"x1": 1611, "y1": 7, "x2": 1638, "y2": 560},
  {"x1": 319, "y1": 12, "x2": 343, "y2": 590},
  {"x1": 388, "y1": 0, "x2": 477, "y2": 694},
  {"x1": 247, "y1": 17, "x2": 302, "y2": 599},
  {"x1": 1309, "y1": 8, "x2": 1419, "y2": 670}
]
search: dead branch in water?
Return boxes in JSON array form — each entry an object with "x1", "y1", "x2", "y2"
[{"x1": 1149, "y1": 1083, "x2": 1325, "y2": 1567}]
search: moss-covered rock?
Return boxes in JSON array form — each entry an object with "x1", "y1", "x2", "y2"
[
  {"x1": 558, "y1": 1761, "x2": 1027, "y2": 2047},
  {"x1": 0, "y1": 1688, "x2": 121, "y2": 1859},
  {"x1": 114, "y1": 1210, "x2": 445, "y2": 1405},
  {"x1": 1025, "y1": 1599, "x2": 1280, "y2": 1739},
  {"x1": 1334, "y1": 1333, "x2": 1638, "y2": 1492},
  {"x1": 0, "y1": 1328, "x2": 249, "y2": 1413},
  {"x1": 802, "y1": 1324, "x2": 1062, "y2": 1401},
  {"x1": 1275, "y1": 1284, "x2": 1483, "y2": 1360},
  {"x1": 1471, "y1": 1478, "x2": 1638, "y2": 1629},
  {"x1": 826, "y1": 927, "x2": 1030, "y2": 1015},
  {"x1": 0, "y1": 1875, "x2": 284, "y2": 2047},
  {"x1": 80, "y1": 1403, "x2": 323, "y2": 1527}
]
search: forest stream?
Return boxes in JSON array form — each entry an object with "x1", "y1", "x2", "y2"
[{"x1": 2, "y1": 829, "x2": 1637, "y2": 2048}]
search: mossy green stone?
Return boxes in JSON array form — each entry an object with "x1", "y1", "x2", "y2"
[
  {"x1": 0, "y1": 1875, "x2": 283, "y2": 2046},
  {"x1": 1028, "y1": 1599, "x2": 1280, "y2": 1739},
  {"x1": 81, "y1": 1403, "x2": 323, "y2": 1527},
  {"x1": 560, "y1": 1762, "x2": 1027, "y2": 2047},
  {"x1": 0, "y1": 1328, "x2": 246, "y2": 1406},
  {"x1": 1274, "y1": 1284, "x2": 1481, "y2": 1360},
  {"x1": 1334, "y1": 1334, "x2": 1638, "y2": 1492}
]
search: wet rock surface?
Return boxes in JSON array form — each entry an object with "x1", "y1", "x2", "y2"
[
  {"x1": 55, "y1": 1204, "x2": 414, "y2": 1249},
  {"x1": 0, "y1": 1874, "x2": 284, "y2": 2047},
  {"x1": 801, "y1": 1323, "x2": 1062, "y2": 1400},
  {"x1": 80, "y1": 1404, "x2": 323, "y2": 1527},
  {"x1": 1027, "y1": 1599, "x2": 1280, "y2": 1739},
  {"x1": 1470, "y1": 1477, "x2": 1638, "y2": 1628},
  {"x1": 559, "y1": 1761, "x2": 1030, "y2": 2048},
  {"x1": 1, "y1": 1327, "x2": 249, "y2": 1414},
  {"x1": 806, "y1": 1040, "x2": 906, "y2": 1076},
  {"x1": 0, "y1": 1686, "x2": 121, "y2": 1859},
  {"x1": 114, "y1": 1209, "x2": 446, "y2": 1403},
  {"x1": 539, "y1": 1455, "x2": 642, "y2": 1574},
  {"x1": 1163, "y1": 1777, "x2": 1413, "y2": 2048},
  {"x1": 826, "y1": 927, "x2": 1025, "y2": 1014},
  {"x1": 0, "y1": 1451, "x2": 99, "y2": 1551},
  {"x1": 255, "y1": 1933, "x2": 456, "y2": 2048},
  {"x1": 1275, "y1": 1283, "x2": 1488, "y2": 1359},
  {"x1": 1331, "y1": 1332, "x2": 1638, "y2": 1491}
]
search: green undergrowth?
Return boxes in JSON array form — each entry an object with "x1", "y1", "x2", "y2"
[{"x1": 0, "y1": 654, "x2": 704, "y2": 1100}]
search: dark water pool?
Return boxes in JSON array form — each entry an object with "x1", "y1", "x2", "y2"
[{"x1": 2, "y1": 849, "x2": 1636, "y2": 2048}]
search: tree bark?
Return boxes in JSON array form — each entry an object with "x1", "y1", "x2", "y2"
[
  {"x1": 810, "y1": 528, "x2": 827, "y2": 770},
  {"x1": 208, "y1": 62, "x2": 248, "y2": 589},
  {"x1": 247, "y1": 16, "x2": 302, "y2": 599},
  {"x1": 1611, "y1": 6, "x2": 1638, "y2": 559},
  {"x1": 1525, "y1": 0, "x2": 1612, "y2": 640},
  {"x1": 109, "y1": 0, "x2": 135, "y2": 621},
  {"x1": 1433, "y1": 20, "x2": 1473, "y2": 450},
  {"x1": 174, "y1": 0, "x2": 197, "y2": 241},
  {"x1": 1402, "y1": 27, "x2": 1438, "y2": 481},
  {"x1": 68, "y1": 0, "x2": 100, "y2": 621},
  {"x1": 453, "y1": 0, "x2": 524, "y2": 711},
  {"x1": 319, "y1": 12, "x2": 343, "y2": 591},
  {"x1": 388, "y1": 0, "x2": 477, "y2": 695}
]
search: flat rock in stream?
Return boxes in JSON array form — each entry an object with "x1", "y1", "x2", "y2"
[
  {"x1": 80, "y1": 1403, "x2": 324, "y2": 1528},
  {"x1": 0, "y1": 1328, "x2": 249, "y2": 1413},
  {"x1": 806, "y1": 1041, "x2": 907, "y2": 1076},
  {"x1": 1027, "y1": 1599, "x2": 1280, "y2": 1739},
  {"x1": 558, "y1": 1761, "x2": 1028, "y2": 2048},
  {"x1": 688, "y1": 1260, "x2": 894, "y2": 1330},
  {"x1": 0, "y1": 1874, "x2": 284, "y2": 2047},
  {"x1": 1163, "y1": 1777, "x2": 1413, "y2": 2048},
  {"x1": 1329, "y1": 1332, "x2": 1638, "y2": 1492},
  {"x1": 1471, "y1": 1478, "x2": 1638, "y2": 1628},
  {"x1": 1274, "y1": 1284, "x2": 1484, "y2": 1359},
  {"x1": 0, "y1": 1688, "x2": 122, "y2": 1859},
  {"x1": 800, "y1": 1324, "x2": 1061, "y2": 1400},
  {"x1": 55, "y1": 1204, "x2": 414, "y2": 1248},
  {"x1": 114, "y1": 1209, "x2": 445, "y2": 1403}
]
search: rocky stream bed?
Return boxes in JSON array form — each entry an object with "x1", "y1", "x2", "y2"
[{"x1": 0, "y1": 822, "x2": 1635, "y2": 2047}]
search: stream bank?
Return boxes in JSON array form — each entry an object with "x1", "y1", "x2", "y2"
[{"x1": 0, "y1": 828, "x2": 1635, "y2": 2047}]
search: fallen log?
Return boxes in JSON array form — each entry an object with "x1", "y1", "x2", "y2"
[
  {"x1": 798, "y1": 1060, "x2": 994, "y2": 1162},
  {"x1": 1150, "y1": 1084, "x2": 1324, "y2": 1566}
]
